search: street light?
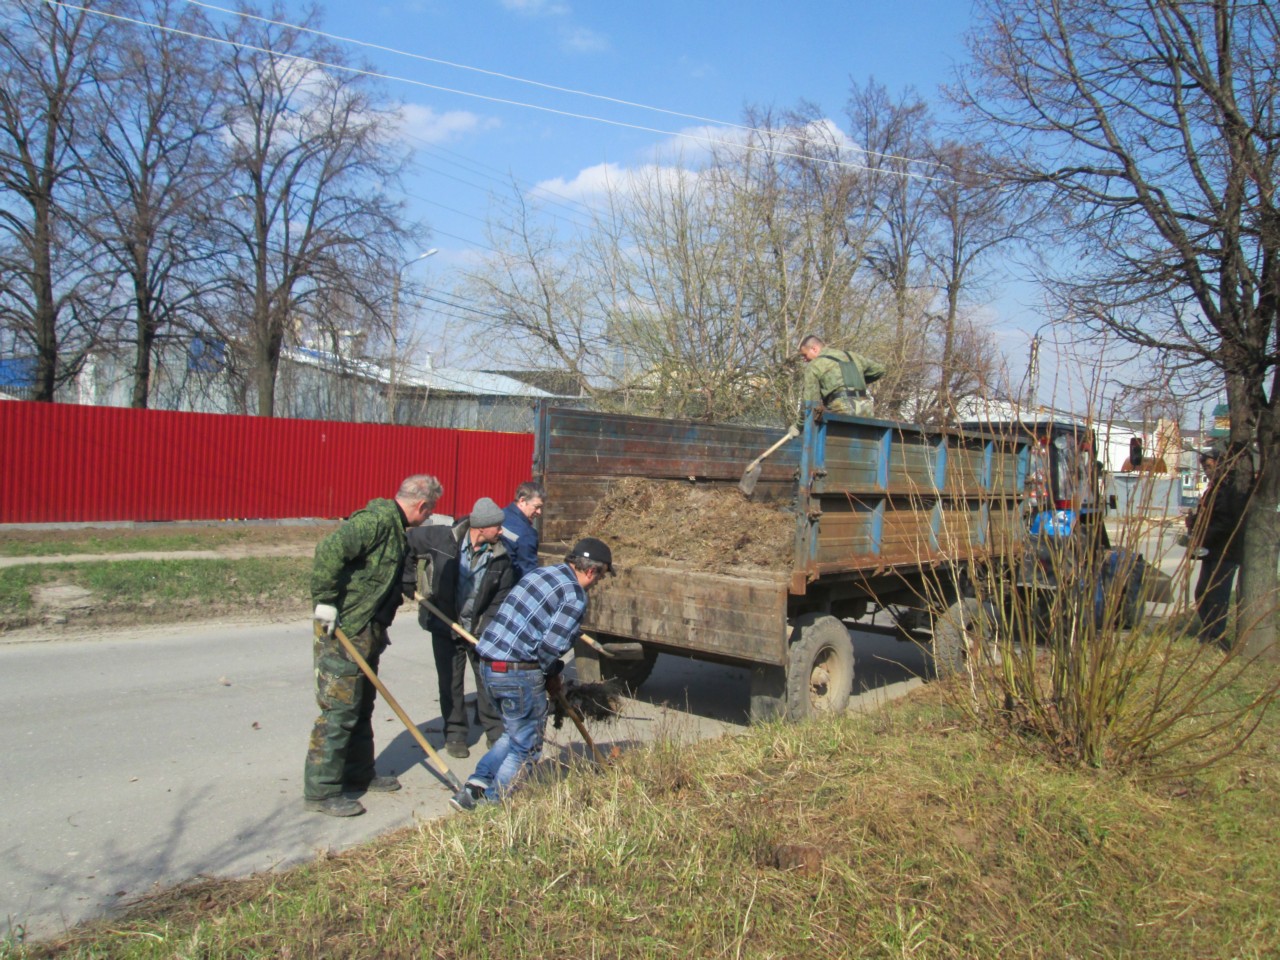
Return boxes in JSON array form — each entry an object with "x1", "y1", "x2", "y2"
[
  {"x1": 388, "y1": 249, "x2": 438, "y2": 425},
  {"x1": 391, "y1": 249, "x2": 438, "y2": 334}
]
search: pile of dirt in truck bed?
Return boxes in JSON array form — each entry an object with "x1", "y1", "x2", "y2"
[{"x1": 582, "y1": 477, "x2": 793, "y2": 573}]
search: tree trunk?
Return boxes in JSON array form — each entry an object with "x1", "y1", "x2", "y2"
[
  {"x1": 1237, "y1": 415, "x2": 1280, "y2": 660},
  {"x1": 254, "y1": 338, "x2": 278, "y2": 417},
  {"x1": 131, "y1": 282, "x2": 154, "y2": 409},
  {"x1": 32, "y1": 206, "x2": 58, "y2": 402}
]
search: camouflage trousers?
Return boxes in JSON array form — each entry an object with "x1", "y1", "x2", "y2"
[
  {"x1": 304, "y1": 622, "x2": 388, "y2": 801},
  {"x1": 827, "y1": 396, "x2": 876, "y2": 418}
]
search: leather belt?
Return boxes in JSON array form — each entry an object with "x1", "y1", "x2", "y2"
[
  {"x1": 823, "y1": 388, "x2": 867, "y2": 405},
  {"x1": 485, "y1": 660, "x2": 541, "y2": 672}
]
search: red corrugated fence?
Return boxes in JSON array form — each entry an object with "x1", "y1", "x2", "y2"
[{"x1": 0, "y1": 400, "x2": 534, "y2": 523}]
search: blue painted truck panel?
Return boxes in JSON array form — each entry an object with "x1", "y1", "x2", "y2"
[{"x1": 535, "y1": 405, "x2": 1029, "y2": 667}]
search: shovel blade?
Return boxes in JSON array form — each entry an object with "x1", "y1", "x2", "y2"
[
  {"x1": 602, "y1": 641, "x2": 646, "y2": 660},
  {"x1": 738, "y1": 463, "x2": 762, "y2": 497}
]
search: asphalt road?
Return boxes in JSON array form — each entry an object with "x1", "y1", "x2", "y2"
[{"x1": 0, "y1": 617, "x2": 926, "y2": 943}]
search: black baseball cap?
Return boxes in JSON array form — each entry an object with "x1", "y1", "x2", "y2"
[{"x1": 570, "y1": 537, "x2": 613, "y2": 573}]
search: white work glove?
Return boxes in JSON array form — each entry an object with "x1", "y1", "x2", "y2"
[
  {"x1": 786, "y1": 424, "x2": 801, "y2": 439},
  {"x1": 313, "y1": 603, "x2": 338, "y2": 635},
  {"x1": 1192, "y1": 548, "x2": 1209, "y2": 559}
]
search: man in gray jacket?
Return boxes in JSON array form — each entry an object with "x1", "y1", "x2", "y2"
[{"x1": 405, "y1": 497, "x2": 517, "y2": 757}]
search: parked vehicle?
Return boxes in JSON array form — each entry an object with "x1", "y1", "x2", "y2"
[{"x1": 532, "y1": 404, "x2": 1033, "y2": 721}]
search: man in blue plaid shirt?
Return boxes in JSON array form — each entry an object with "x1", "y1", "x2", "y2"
[{"x1": 450, "y1": 537, "x2": 613, "y2": 811}]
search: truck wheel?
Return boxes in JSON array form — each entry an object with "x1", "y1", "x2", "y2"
[
  {"x1": 931, "y1": 598, "x2": 993, "y2": 678},
  {"x1": 573, "y1": 638, "x2": 658, "y2": 691},
  {"x1": 601, "y1": 647, "x2": 658, "y2": 691},
  {"x1": 785, "y1": 614, "x2": 855, "y2": 720}
]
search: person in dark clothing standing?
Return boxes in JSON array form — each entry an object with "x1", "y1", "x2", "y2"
[
  {"x1": 1187, "y1": 443, "x2": 1250, "y2": 649},
  {"x1": 405, "y1": 497, "x2": 516, "y2": 757},
  {"x1": 450, "y1": 537, "x2": 613, "y2": 811},
  {"x1": 502, "y1": 480, "x2": 546, "y2": 580},
  {"x1": 306, "y1": 474, "x2": 443, "y2": 817}
]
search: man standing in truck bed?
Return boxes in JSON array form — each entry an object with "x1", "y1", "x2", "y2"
[{"x1": 796, "y1": 333, "x2": 886, "y2": 425}]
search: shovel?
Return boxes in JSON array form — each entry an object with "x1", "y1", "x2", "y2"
[
  {"x1": 415, "y1": 592, "x2": 642, "y2": 660},
  {"x1": 415, "y1": 593, "x2": 607, "y2": 763},
  {"x1": 739, "y1": 425, "x2": 800, "y2": 497},
  {"x1": 313, "y1": 621, "x2": 463, "y2": 793}
]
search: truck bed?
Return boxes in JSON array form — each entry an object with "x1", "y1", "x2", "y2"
[{"x1": 535, "y1": 406, "x2": 1028, "y2": 668}]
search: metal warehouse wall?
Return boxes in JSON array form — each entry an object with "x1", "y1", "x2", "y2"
[{"x1": 0, "y1": 400, "x2": 534, "y2": 523}]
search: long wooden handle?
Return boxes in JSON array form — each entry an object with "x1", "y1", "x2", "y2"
[
  {"x1": 320, "y1": 622, "x2": 463, "y2": 792},
  {"x1": 416, "y1": 591, "x2": 615, "y2": 657},
  {"x1": 746, "y1": 426, "x2": 799, "y2": 472},
  {"x1": 417, "y1": 593, "x2": 480, "y2": 645},
  {"x1": 555, "y1": 688, "x2": 604, "y2": 764}
]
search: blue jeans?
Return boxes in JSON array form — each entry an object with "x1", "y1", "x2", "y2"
[{"x1": 472, "y1": 663, "x2": 548, "y2": 800}]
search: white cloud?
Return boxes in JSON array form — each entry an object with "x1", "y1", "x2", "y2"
[
  {"x1": 397, "y1": 104, "x2": 498, "y2": 144},
  {"x1": 533, "y1": 161, "x2": 699, "y2": 205},
  {"x1": 560, "y1": 25, "x2": 610, "y2": 54},
  {"x1": 500, "y1": 0, "x2": 571, "y2": 15}
]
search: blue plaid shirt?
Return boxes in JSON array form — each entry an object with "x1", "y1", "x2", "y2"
[{"x1": 476, "y1": 563, "x2": 586, "y2": 673}]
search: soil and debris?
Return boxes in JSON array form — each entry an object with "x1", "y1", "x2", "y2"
[
  {"x1": 553, "y1": 680, "x2": 624, "y2": 728},
  {"x1": 581, "y1": 477, "x2": 794, "y2": 573}
]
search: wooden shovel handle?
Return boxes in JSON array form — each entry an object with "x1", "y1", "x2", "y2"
[
  {"x1": 317, "y1": 621, "x2": 463, "y2": 792},
  {"x1": 746, "y1": 425, "x2": 800, "y2": 472}
]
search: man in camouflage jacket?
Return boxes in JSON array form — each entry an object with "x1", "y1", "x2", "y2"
[
  {"x1": 796, "y1": 333, "x2": 886, "y2": 427},
  {"x1": 305, "y1": 474, "x2": 442, "y2": 817}
]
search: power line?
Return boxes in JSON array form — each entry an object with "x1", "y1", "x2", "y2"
[
  {"x1": 180, "y1": 0, "x2": 942, "y2": 173},
  {"x1": 36, "y1": 0, "x2": 959, "y2": 185}
]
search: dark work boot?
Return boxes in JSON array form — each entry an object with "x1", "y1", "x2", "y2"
[
  {"x1": 446, "y1": 740, "x2": 470, "y2": 759},
  {"x1": 304, "y1": 796, "x2": 365, "y2": 817},
  {"x1": 345, "y1": 775, "x2": 401, "y2": 793}
]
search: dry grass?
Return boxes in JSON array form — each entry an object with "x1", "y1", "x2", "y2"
[{"x1": 15, "y1": 673, "x2": 1280, "y2": 960}]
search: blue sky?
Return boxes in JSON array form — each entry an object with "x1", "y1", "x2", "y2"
[
  {"x1": 185, "y1": 1, "x2": 1071, "y2": 390},
  {"x1": 305, "y1": 0, "x2": 978, "y2": 248}
]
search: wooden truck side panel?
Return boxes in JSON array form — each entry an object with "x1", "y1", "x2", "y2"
[{"x1": 535, "y1": 405, "x2": 1028, "y2": 669}]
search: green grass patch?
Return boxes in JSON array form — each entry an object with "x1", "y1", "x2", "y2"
[
  {"x1": 0, "y1": 522, "x2": 333, "y2": 558},
  {"x1": 0, "y1": 557, "x2": 311, "y2": 631},
  {"x1": 16, "y1": 678, "x2": 1280, "y2": 959},
  {"x1": 0, "y1": 565, "x2": 48, "y2": 619}
]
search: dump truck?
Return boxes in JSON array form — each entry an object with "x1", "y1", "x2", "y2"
[{"x1": 532, "y1": 403, "x2": 1036, "y2": 721}]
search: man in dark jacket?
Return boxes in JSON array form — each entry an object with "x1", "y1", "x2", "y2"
[
  {"x1": 1187, "y1": 443, "x2": 1250, "y2": 649},
  {"x1": 306, "y1": 474, "x2": 442, "y2": 817},
  {"x1": 406, "y1": 497, "x2": 517, "y2": 757},
  {"x1": 502, "y1": 480, "x2": 546, "y2": 580}
]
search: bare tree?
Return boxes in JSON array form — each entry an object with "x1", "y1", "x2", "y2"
[
  {"x1": 78, "y1": 0, "x2": 225, "y2": 408},
  {"x1": 0, "y1": 0, "x2": 112, "y2": 400},
  {"x1": 846, "y1": 79, "x2": 938, "y2": 415},
  {"x1": 216, "y1": 2, "x2": 412, "y2": 416},
  {"x1": 920, "y1": 141, "x2": 1031, "y2": 416},
  {"x1": 957, "y1": 0, "x2": 1280, "y2": 655},
  {"x1": 462, "y1": 183, "x2": 620, "y2": 403}
]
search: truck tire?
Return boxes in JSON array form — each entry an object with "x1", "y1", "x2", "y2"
[
  {"x1": 572, "y1": 638, "x2": 658, "y2": 691},
  {"x1": 785, "y1": 614, "x2": 855, "y2": 720},
  {"x1": 931, "y1": 598, "x2": 992, "y2": 678}
]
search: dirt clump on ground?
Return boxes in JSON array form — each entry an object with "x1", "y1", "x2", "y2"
[{"x1": 582, "y1": 477, "x2": 794, "y2": 573}]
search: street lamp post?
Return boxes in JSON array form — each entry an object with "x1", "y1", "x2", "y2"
[{"x1": 387, "y1": 249, "x2": 438, "y2": 424}]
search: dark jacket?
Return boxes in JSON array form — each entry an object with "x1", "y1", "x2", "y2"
[
  {"x1": 311, "y1": 498, "x2": 408, "y2": 635},
  {"x1": 501, "y1": 502, "x2": 540, "y2": 580},
  {"x1": 1188, "y1": 472, "x2": 1249, "y2": 564},
  {"x1": 404, "y1": 519, "x2": 516, "y2": 636}
]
